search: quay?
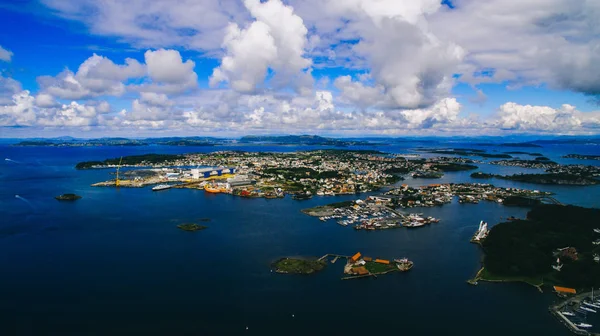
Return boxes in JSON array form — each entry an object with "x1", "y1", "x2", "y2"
[
  {"x1": 318, "y1": 254, "x2": 349, "y2": 262},
  {"x1": 550, "y1": 291, "x2": 600, "y2": 335}
]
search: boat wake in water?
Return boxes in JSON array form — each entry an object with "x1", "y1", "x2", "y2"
[{"x1": 15, "y1": 195, "x2": 36, "y2": 211}]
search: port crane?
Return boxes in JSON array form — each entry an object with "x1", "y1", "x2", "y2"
[{"x1": 115, "y1": 156, "x2": 123, "y2": 187}]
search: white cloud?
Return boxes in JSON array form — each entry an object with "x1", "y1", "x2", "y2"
[
  {"x1": 34, "y1": 93, "x2": 59, "y2": 108},
  {"x1": 210, "y1": 0, "x2": 312, "y2": 93},
  {"x1": 37, "y1": 54, "x2": 145, "y2": 100},
  {"x1": 41, "y1": 0, "x2": 247, "y2": 52},
  {"x1": 0, "y1": 76, "x2": 22, "y2": 104},
  {"x1": 495, "y1": 102, "x2": 590, "y2": 133},
  {"x1": 139, "y1": 49, "x2": 198, "y2": 94},
  {"x1": 0, "y1": 91, "x2": 37, "y2": 126},
  {"x1": 0, "y1": 45, "x2": 12, "y2": 62},
  {"x1": 429, "y1": 0, "x2": 600, "y2": 95},
  {"x1": 0, "y1": 90, "x2": 109, "y2": 127}
]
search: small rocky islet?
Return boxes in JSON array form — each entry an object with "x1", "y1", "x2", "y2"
[
  {"x1": 55, "y1": 193, "x2": 82, "y2": 201},
  {"x1": 177, "y1": 223, "x2": 208, "y2": 232}
]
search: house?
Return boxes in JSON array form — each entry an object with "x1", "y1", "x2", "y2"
[
  {"x1": 350, "y1": 252, "x2": 362, "y2": 263},
  {"x1": 375, "y1": 259, "x2": 390, "y2": 264},
  {"x1": 553, "y1": 286, "x2": 576, "y2": 295}
]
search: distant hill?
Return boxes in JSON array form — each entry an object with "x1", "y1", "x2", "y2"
[{"x1": 239, "y1": 135, "x2": 373, "y2": 146}]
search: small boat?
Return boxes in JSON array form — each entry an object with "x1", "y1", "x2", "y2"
[
  {"x1": 584, "y1": 301, "x2": 600, "y2": 309},
  {"x1": 152, "y1": 184, "x2": 171, "y2": 191},
  {"x1": 594, "y1": 228, "x2": 600, "y2": 234},
  {"x1": 580, "y1": 306, "x2": 597, "y2": 313},
  {"x1": 561, "y1": 311, "x2": 575, "y2": 316},
  {"x1": 575, "y1": 323, "x2": 592, "y2": 328}
]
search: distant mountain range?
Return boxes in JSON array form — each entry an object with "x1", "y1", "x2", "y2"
[
  {"x1": 238, "y1": 135, "x2": 375, "y2": 146},
  {"x1": 7, "y1": 135, "x2": 600, "y2": 147}
]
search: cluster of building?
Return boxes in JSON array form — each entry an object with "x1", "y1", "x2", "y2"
[
  {"x1": 383, "y1": 183, "x2": 551, "y2": 208},
  {"x1": 314, "y1": 197, "x2": 440, "y2": 230},
  {"x1": 344, "y1": 252, "x2": 413, "y2": 277}
]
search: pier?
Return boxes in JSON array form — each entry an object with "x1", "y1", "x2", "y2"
[
  {"x1": 318, "y1": 254, "x2": 348, "y2": 262},
  {"x1": 550, "y1": 291, "x2": 600, "y2": 335}
]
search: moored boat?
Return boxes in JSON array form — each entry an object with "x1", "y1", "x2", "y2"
[{"x1": 152, "y1": 184, "x2": 171, "y2": 191}]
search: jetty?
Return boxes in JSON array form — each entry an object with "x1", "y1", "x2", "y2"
[{"x1": 550, "y1": 290, "x2": 600, "y2": 335}]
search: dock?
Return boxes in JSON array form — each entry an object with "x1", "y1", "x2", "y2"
[
  {"x1": 318, "y1": 254, "x2": 348, "y2": 262},
  {"x1": 550, "y1": 291, "x2": 600, "y2": 335}
]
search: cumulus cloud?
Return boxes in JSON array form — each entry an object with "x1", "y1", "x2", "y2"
[
  {"x1": 210, "y1": 0, "x2": 312, "y2": 93},
  {"x1": 429, "y1": 0, "x2": 600, "y2": 96},
  {"x1": 0, "y1": 90, "x2": 108, "y2": 127},
  {"x1": 41, "y1": 0, "x2": 247, "y2": 52},
  {"x1": 0, "y1": 45, "x2": 12, "y2": 62},
  {"x1": 138, "y1": 49, "x2": 198, "y2": 94},
  {"x1": 0, "y1": 91, "x2": 37, "y2": 126},
  {"x1": 495, "y1": 102, "x2": 588, "y2": 133},
  {"x1": 37, "y1": 54, "x2": 145, "y2": 100},
  {"x1": 0, "y1": 76, "x2": 22, "y2": 104}
]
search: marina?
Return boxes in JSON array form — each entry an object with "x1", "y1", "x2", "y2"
[{"x1": 550, "y1": 290, "x2": 600, "y2": 335}]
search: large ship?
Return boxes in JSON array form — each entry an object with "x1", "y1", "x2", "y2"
[
  {"x1": 152, "y1": 184, "x2": 172, "y2": 191},
  {"x1": 394, "y1": 258, "x2": 414, "y2": 271}
]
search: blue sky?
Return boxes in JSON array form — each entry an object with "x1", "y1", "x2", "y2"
[{"x1": 1, "y1": 0, "x2": 599, "y2": 137}]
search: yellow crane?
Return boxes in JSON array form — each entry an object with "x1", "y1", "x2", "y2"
[{"x1": 115, "y1": 156, "x2": 123, "y2": 187}]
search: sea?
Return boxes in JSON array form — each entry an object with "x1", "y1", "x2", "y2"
[{"x1": 1, "y1": 140, "x2": 599, "y2": 335}]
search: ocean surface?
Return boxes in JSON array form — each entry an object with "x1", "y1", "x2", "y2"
[{"x1": 1, "y1": 141, "x2": 599, "y2": 335}]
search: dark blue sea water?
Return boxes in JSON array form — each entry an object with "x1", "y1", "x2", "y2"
[{"x1": 1, "y1": 142, "x2": 599, "y2": 335}]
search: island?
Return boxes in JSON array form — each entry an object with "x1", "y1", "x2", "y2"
[
  {"x1": 76, "y1": 154, "x2": 185, "y2": 169},
  {"x1": 430, "y1": 163, "x2": 478, "y2": 172},
  {"x1": 272, "y1": 257, "x2": 326, "y2": 274},
  {"x1": 470, "y1": 172, "x2": 494, "y2": 179},
  {"x1": 563, "y1": 154, "x2": 600, "y2": 161},
  {"x1": 176, "y1": 223, "x2": 208, "y2": 232},
  {"x1": 14, "y1": 136, "x2": 223, "y2": 147},
  {"x1": 55, "y1": 193, "x2": 82, "y2": 201},
  {"x1": 239, "y1": 135, "x2": 376, "y2": 146},
  {"x1": 498, "y1": 173, "x2": 599, "y2": 186},
  {"x1": 471, "y1": 204, "x2": 600, "y2": 289},
  {"x1": 82, "y1": 150, "x2": 479, "y2": 196},
  {"x1": 420, "y1": 148, "x2": 512, "y2": 159}
]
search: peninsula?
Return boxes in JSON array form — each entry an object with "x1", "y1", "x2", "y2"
[{"x1": 473, "y1": 204, "x2": 600, "y2": 289}]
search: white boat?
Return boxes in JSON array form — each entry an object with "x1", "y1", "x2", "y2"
[
  {"x1": 594, "y1": 228, "x2": 600, "y2": 233},
  {"x1": 561, "y1": 311, "x2": 575, "y2": 316},
  {"x1": 575, "y1": 323, "x2": 592, "y2": 328},
  {"x1": 580, "y1": 306, "x2": 597, "y2": 313},
  {"x1": 152, "y1": 184, "x2": 172, "y2": 191},
  {"x1": 584, "y1": 301, "x2": 600, "y2": 309}
]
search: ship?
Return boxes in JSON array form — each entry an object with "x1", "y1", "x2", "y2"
[
  {"x1": 575, "y1": 323, "x2": 592, "y2": 328},
  {"x1": 594, "y1": 228, "x2": 600, "y2": 234},
  {"x1": 152, "y1": 184, "x2": 171, "y2": 191},
  {"x1": 561, "y1": 311, "x2": 575, "y2": 316},
  {"x1": 204, "y1": 184, "x2": 221, "y2": 193},
  {"x1": 394, "y1": 258, "x2": 414, "y2": 271}
]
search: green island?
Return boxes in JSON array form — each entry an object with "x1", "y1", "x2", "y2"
[
  {"x1": 55, "y1": 193, "x2": 82, "y2": 201},
  {"x1": 472, "y1": 204, "x2": 600, "y2": 289},
  {"x1": 430, "y1": 163, "x2": 478, "y2": 172},
  {"x1": 272, "y1": 257, "x2": 327, "y2": 274},
  {"x1": 301, "y1": 200, "x2": 355, "y2": 217},
  {"x1": 423, "y1": 149, "x2": 512, "y2": 159},
  {"x1": 76, "y1": 154, "x2": 185, "y2": 169},
  {"x1": 177, "y1": 223, "x2": 208, "y2": 232},
  {"x1": 470, "y1": 172, "x2": 494, "y2": 179},
  {"x1": 498, "y1": 173, "x2": 599, "y2": 185},
  {"x1": 563, "y1": 153, "x2": 600, "y2": 161},
  {"x1": 504, "y1": 151, "x2": 544, "y2": 156}
]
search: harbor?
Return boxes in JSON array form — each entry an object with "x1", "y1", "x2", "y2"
[{"x1": 550, "y1": 289, "x2": 600, "y2": 335}]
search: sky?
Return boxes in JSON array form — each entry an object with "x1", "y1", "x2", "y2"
[{"x1": 1, "y1": 0, "x2": 600, "y2": 138}]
